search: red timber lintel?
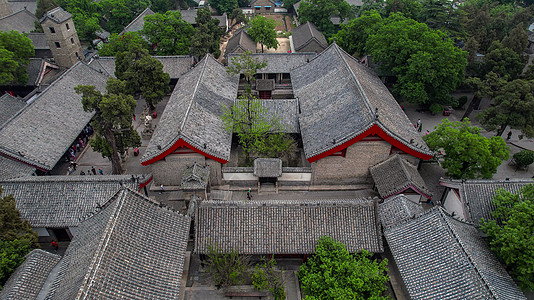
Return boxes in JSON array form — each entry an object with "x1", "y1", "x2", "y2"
[
  {"x1": 307, "y1": 124, "x2": 433, "y2": 163},
  {"x1": 0, "y1": 152, "x2": 48, "y2": 172},
  {"x1": 141, "y1": 138, "x2": 228, "y2": 166},
  {"x1": 138, "y1": 175, "x2": 153, "y2": 190}
]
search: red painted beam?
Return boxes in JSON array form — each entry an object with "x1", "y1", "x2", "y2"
[
  {"x1": 141, "y1": 138, "x2": 228, "y2": 166},
  {"x1": 307, "y1": 124, "x2": 433, "y2": 163}
]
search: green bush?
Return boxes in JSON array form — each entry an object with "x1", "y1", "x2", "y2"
[
  {"x1": 252, "y1": 257, "x2": 285, "y2": 300},
  {"x1": 205, "y1": 244, "x2": 250, "y2": 287},
  {"x1": 1, "y1": 239, "x2": 34, "y2": 288},
  {"x1": 429, "y1": 103, "x2": 443, "y2": 114},
  {"x1": 513, "y1": 150, "x2": 534, "y2": 167}
]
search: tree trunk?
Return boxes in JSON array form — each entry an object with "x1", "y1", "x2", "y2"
[
  {"x1": 103, "y1": 127, "x2": 124, "y2": 174},
  {"x1": 261, "y1": 44, "x2": 264, "y2": 53},
  {"x1": 496, "y1": 123, "x2": 508, "y2": 137}
]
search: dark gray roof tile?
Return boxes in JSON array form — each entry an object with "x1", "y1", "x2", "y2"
[
  {"x1": 291, "y1": 21, "x2": 327, "y2": 52},
  {"x1": 0, "y1": 175, "x2": 148, "y2": 228},
  {"x1": 291, "y1": 43, "x2": 431, "y2": 160},
  {"x1": 89, "y1": 56, "x2": 194, "y2": 79},
  {"x1": 370, "y1": 154, "x2": 432, "y2": 199},
  {"x1": 0, "y1": 94, "x2": 26, "y2": 127},
  {"x1": 440, "y1": 178, "x2": 533, "y2": 226},
  {"x1": 40, "y1": 7, "x2": 71, "y2": 24},
  {"x1": 120, "y1": 7, "x2": 154, "y2": 34},
  {"x1": 47, "y1": 188, "x2": 190, "y2": 300},
  {"x1": 228, "y1": 52, "x2": 316, "y2": 74},
  {"x1": 195, "y1": 198, "x2": 383, "y2": 254},
  {"x1": 385, "y1": 207, "x2": 525, "y2": 300},
  {"x1": 0, "y1": 8, "x2": 37, "y2": 32},
  {"x1": 378, "y1": 194, "x2": 424, "y2": 228},
  {"x1": 254, "y1": 158, "x2": 282, "y2": 177},
  {"x1": 181, "y1": 162, "x2": 210, "y2": 189},
  {"x1": 142, "y1": 55, "x2": 238, "y2": 163},
  {"x1": 0, "y1": 156, "x2": 35, "y2": 180},
  {"x1": 226, "y1": 28, "x2": 256, "y2": 55},
  {"x1": 0, "y1": 62, "x2": 108, "y2": 170},
  {"x1": 0, "y1": 249, "x2": 60, "y2": 300},
  {"x1": 27, "y1": 33, "x2": 49, "y2": 50}
]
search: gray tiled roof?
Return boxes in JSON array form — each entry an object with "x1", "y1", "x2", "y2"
[
  {"x1": 39, "y1": 7, "x2": 71, "y2": 24},
  {"x1": 120, "y1": 7, "x2": 154, "y2": 34},
  {"x1": 0, "y1": 156, "x2": 35, "y2": 180},
  {"x1": 440, "y1": 178, "x2": 533, "y2": 226},
  {"x1": 0, "y1": 62, "x2": 108, "y2": 171},
  {"x1": 378, "y1": 194, "x2": 424, "y2": 228},
  {"x1": 254, "y1": 158, "x2": 282, "y2": 177},
  {"x1": 8, "y1": 1, "x2": 37, "y2": 15},
  {"x1": 142, "y1": 55, "x2": 238, "y2": 164},
  {"x1": 27, "y1": 33, "x2": 49, "y2": 50},
  {"x1": 261, "y1": 99, "x2": 300, "y2": 133},
  {"x1": 346, "y1": 0, "x2": 363, "y2": 6},
  {"x1": 0, "y1": 94, "x2": 26, "y2": 127},
  {"x1": 291, "y1": 21, "x2": 328, "y2": 52},
  {"x1": 26, "y1": 58, "x2": 45, "y2": 86},
  {"x1": 89, "y1": 56, "x2": 194, "y2": 79},
  {"x1": 0, "y1": 249, "x2": 60, "y2": 300},
  {"x1": 0, "y1": 8, "x2": 37, "y2": 33},
  {"x1": 46, "y1": 188, "x2": 190, "y2": 300},
  {"x1": 0, "y1": 175, "x2": 148, "y2": 228},
  {"x1": 228, "y1": 52, "x2": 316, "y2": 74},
  {"x1": 290, "y1": 43, "x2": 431, "y2": 160},
  {"x1": 226, "y1": 28, "x2": 256, "y2": 55},
  {"x1": 195, "y1": 198, "x2": 383, "y2": 254},
  {"x1": 370, "y1": 154, "x2": 432, "y2": 199},
  {"x1": 385, "y1": 207, "x2": 526, "y2": 300},
  {"x1": 181, "y1": 162, "x2": 210, "y2": 189}
]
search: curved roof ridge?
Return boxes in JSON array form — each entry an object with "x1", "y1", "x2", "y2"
[
  {"x1": 180, "y1": 55, "x2": 210, "y2": 132},
  {"x1": 333, "y1": 43, "x2": 376, "y2": 118},
  {"x1": 442, "y1": 210, "x2": 500, "y2": 299},
  {"x1": 376, "y1": 121, "x2": 432, "y2": 155}
]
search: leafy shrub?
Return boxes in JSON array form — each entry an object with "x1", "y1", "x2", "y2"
[
  {"x1": 429, "y1": 103, "x2": 443, "y2": 114},
  {"x1": 252, "y1": 257, "x2": 285, "y2": 300},
  {"x1": 513, "y1": 150, "x2": 534, "y2": 167},
  {"x1": 205, "y1": 244, "x2": 250, "y2": 287}
]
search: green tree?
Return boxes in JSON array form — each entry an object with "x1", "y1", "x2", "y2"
[
  {"x1": 476, "y1": 79, "x2": 534, "y2": 138},
  {"x1": 252, "y1": 257, "x2": 286, "y2": 300},
  {"x1": 480, "y1": 184, "x2": 534, "y2": 290},
  {"x1": 225, "y1": 53, "x2": 296, "y2": 163},
  {"x1": 501, "y1": 23, "x2": 529, "y2": 56},
  {"x1": 210, "y1": 0, "x2": 238, "y2": 15},
  {"x1": 418, "y1": 0, "x2": 465, "y2": 38},
  {"x1": 384, "y1": 0, "x2": 421, "y2": 19},
  {"x1": 513, "y1": 150, "x2": 534, "y2": 168},
  {"x1": 366, "y1": 13, "x2": 467, "y2": 107},
  {"x1": 0, "y1": 31, "x2": 34, "y2": 85},
  {"x1": 298, "y1": 236, "x2": 389, "y2": 300},
  {"x1": 58, "y1": 0, "x2": 102, "y2": 40},
  {"x1": 481, "y1": 41, "x2": 525, "y2": 80},
  {"x1": 248, "y1": 16, "x2": 278, "y2": 53},
  {"x1": 36, "y1": 0, "x2": 58, "y2": 18},
  {"x1": 75, "y1": 78, "x2": 141, "y2": 174},
  {"x1": 191, "y1": 8, "x2": 223, "y2": 59},
  {"x1": 334, "y1": 10, "x2": 382, "y2": 57},
  {"x1": 98, "y1": 32, "x2": 149, "y2": 56},
  {"x1": 229, "y1": 8, "x2": 247, "y2": 29},
  {"x1": 298, "y1": 0, "x2": 353, "y2": 36},
  {"x1": 151, "y1": 0, "x2": 173, "y2": 13},
  {"x1": 358, "y1": 0, "x2": 386, "y2": 16},
  {"x1": 423, "y1": 119, "x2": 510, "y2": 179},
  {"x1": 99, "y1": 0, "x2": 151, "y2": 34},
  {"x1": 115, "y1": 45, "x2": 170, "y2": 110},
  {"x1": 0, "y1": 187, "x2": 38, "y2": 288},
  {"x1": 142, "y1": 11, "x2": 195, "y2": 55},
  {"x1": 205, "y1": 243, "x2": 251, "y2": 287}
]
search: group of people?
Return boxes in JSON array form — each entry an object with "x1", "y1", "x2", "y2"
[
  {"x1": 415, "y1": 119, "x2": 423, "y2": 133},
  {"x1": 66, "y1": 125, "x2": 94, "y2": 162},
  {"x1": 77, "y1": 166, "x2": 103, "y2": 176}
]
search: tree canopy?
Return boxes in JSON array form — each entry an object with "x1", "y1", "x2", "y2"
[
  {"x1": 191, "y1": 8, "x2": 223, "y2": 59},
  {"x1": 209, "y1": 0, "x2": 238, "y2": 15},
  {"x1": 423, "y1": 119, "x2": 509, "y2": 179},
  {"x1": 336, "y1": 12, "x2": 467, "y2": 108},
  {"x1": 297, "y1": 0, "x2": 353, "y2": 36},
  {"x1": 36, "y1": 0, "x2": 58, "y2": 19},
  {"x1": 115, "y1": 45, "x2": 170, "y2": 110},
  {"x1": 142, "y1": 11, "x2": 195, "y2": 55},
  {"x1": 75, "y1": 78, "x2": 141, "y2": 174},
  {"x1": 481, "y1": 184, "x2": 534, "y2": 290},
  {"x1": 0, "y1": 31, "x2": 35, "y2": 85},
  {"x1": 298, "y1": 236, "x2": 389, "y2": 300},
  {"x1": 0, "y1": 187, "x2": 38, "y2": 289},
  {"x1": 98, "y1": 32, "x2": 150, "y2": 57},
  {"x1": 247, "y1": 16, "x2": 278, "y2": 53},
  {"x1": 476, "y1": 79, "x2": 534, "y2": 138}
]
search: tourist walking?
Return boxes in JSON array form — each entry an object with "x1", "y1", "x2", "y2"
[{"x1": 91, "y1": 166, "x2": 96, "y2": 175}]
